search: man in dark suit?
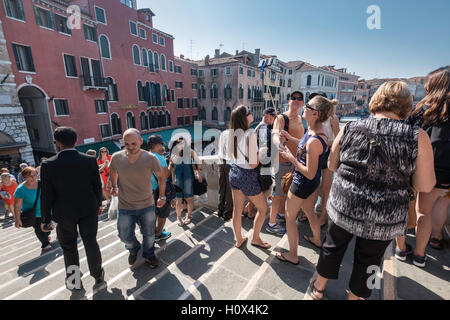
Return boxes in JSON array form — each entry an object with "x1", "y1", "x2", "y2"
[{"x1": 40, "y1": 127, "x2": 104, "y2": 290}]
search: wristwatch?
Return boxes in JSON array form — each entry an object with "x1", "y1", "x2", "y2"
[{"x1": 159, "y1": 196, "x2": 167, "y2": 200}]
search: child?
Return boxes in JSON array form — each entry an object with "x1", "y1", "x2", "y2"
[{"x1": 1, "y1": 173, "x2": 18, "y2": 218}]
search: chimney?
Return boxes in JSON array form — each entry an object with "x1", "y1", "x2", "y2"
[
  {"x1": 236, "y1": 50, "x2": 239, "y2": 55},
  {"x1": 180, "y1": 54, "x2": 184, "y2": 59},
  {"x1": 215, "y1": 49, "x2": 220, "y2": 58},
  {"x1": 205, "y1": 55, "x2": 210, "y2": 66}
]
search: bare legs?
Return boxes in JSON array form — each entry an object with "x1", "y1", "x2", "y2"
[{"x1": 431, "y1": 196, "x2": 450, "y2": 242}]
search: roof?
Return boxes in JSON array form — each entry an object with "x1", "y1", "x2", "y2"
[
  {"x1": 197, "y1": 56, "x2": 240, "y2": 67},
  {"x1": 138, "y1": 8, "x2": 156, "y2": 16}
]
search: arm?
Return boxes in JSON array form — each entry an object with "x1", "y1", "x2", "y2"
[
  {"x1": 328, "y1": 128, "x2": 344, "y2": 172},
  {"x1": 14, "y1": 197, "x2": 23, "y2": 228},
  {"x1": 272, "y1": 115, "x2": 284, "y2": 146},
  {"x1": 248, "y1": 132, "x2": 260, "y2": 169},
  {"x1": 412, "y1": 129, "x2": 436, "y2": 192},
  {"x1": 330, "y1": 116, "x2": 340, "y2": 138},
  {"x1": 91, "y1": 159, "x2": 103, "y2": 214},
  {"x1": 281, "y1": 139, "x2": 323, "y2": 180},
  {"x1": 109, "y1": 168, "x2": 119, "y2": 197},
  {"x1": 40, "y1": 162, "x2": 54, "y2": 225}
]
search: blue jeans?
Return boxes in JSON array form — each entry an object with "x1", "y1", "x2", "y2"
[
  {"x1": 175, "y1": 163, "x2": 194, "y2": 198},
  {"x1": 117, "y1": 205, "x2": 156, "y2": 259}
]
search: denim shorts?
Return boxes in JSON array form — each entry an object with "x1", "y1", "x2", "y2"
[
  {"x1": 290, "y1": 181, "x2": 320, "y2": 199},
  {"x1": 175, "y1": 163, "x2": 194, "y2": 198},
  {"x1": 229, "y1": 164, "x2": 262, "y2": 197}
]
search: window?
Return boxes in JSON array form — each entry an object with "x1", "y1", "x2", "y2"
[
  {"x1": 247, "y1": 69, "x2": 252, "y2": 77},
  {"x1": 224, "y1": 84, "x2": 232, "y2": 99},
  {"x1": 170, "y1": 89, "x2": 175, "y2": 102},
  {"x1": 137, "y1": 81, "x2": 145, "y2": 101},
  {"x1": 121, "y1": 0, "x2": 133, "y2": 8},
  {"x1": 212, "y1": 107, "x2": 218, "y2": 121},
  {"x1": 152, "y1": 34, "x2": 158, "y2": 43},
  {"x1": 199, "y1": 107, "x2": 206, "y2": 120},
  {"x1": 192, "y1": 83, "x2": 198, "y2": 90},
  {"x1": 12, "y1": 44, "x2": 35, "y2": 72},
  {"x1": 175, "y1": 66, "x2": 182, "y2": 73},
  {"x1": 307, "y1": 75, "x2": 312, "y2": 87},
  {"x1": 4, "y1": 0, "x2": 25, "y2": 21},
  {"x1": 184, "y1": 98, "x2": 190, "y2": 108},
  {"x1": 239, "y1": 84, "x2": 244, "y2": 99},
  {"x1": 159, "y1": 36, "x2": 165, "y2": 46},
  {"x1": 95, "y1": 6, "x2": 106, "y2": 24},
  {"x1": 288, "y1": 79, "x2": 292, "y2": 88},
  {"x1": 199, "y1": 85, "x2": 206, "y2": 99},
  {"x1": 140, "y1": 112, "x2": 149, "y2": 130},
  {"x1": 111, "y1": 114, "x2": 122, "y2": 135},
  {"x1": 191, "y1": 69, "x2": 198, "y2": 76},
  {"x1": 132, "y1": 45, "x2": 140, "y2": 65},
  {"x1": 169, "y1": 60, "x2": 173, "y2": 72},
  {"x1": 95, "y1": 100, "x2": 107, "y2": 113},
  {"x1": 139, "y1": 28, "x2": 146, "y2": 39},
  {"x1": 84, "y1": 24, "x2": 97, "y2": 41},
  {"x1": 175, "y1": 81, "x2": 183, "y2": 88},
  {"x1": 198, "y1": 70, "x2": 204, "y2": 77},
  {"x1": 211, "y1": 84, "x2": 218, "y2": 99},
  {"x1": 192, "y1": 98, "x2": 198, "y2": 108},
  {"x1": 177, "y1": 117, "x2": 184, "y2": 126},
  {"x1": 184, "y1": 116, "x2": 190, "y2": 125},
  {"x1": 55, "y1": 14, "x2": 71, "y2": 35},
  {"x1": 148, "y1": 50, "x2": 154, "y2": 72},
  {"x1": 63, "y1": 54, "x2": 77, "y2": 77},
  {"x1": 153, "y1": 52, "x2": 159, "y2": 70},
  {"x1": 226, "y1": 67, "x2": 231, "y2": 75},
  {"x1": 142, "y1": 49, "x2": 148, "y2": 66},
  {"x1": 239, "y1": 67, "x2": 243, "y2": 75},
  {"x1": 166, "y1": 112, "x2": 171, "y2": 126},
  {"x1": 129, "y1": 21, "x2": 137, "y2": 36},
  {"x1": 289, "y1": 69, "x2": 293, "y2": 75},
  {"x1": 100, "y1": 35, "x2": 111, "y2": 59},
  {"x1": 126, "y1": 112, "x2": 136, "y2": 129},
  {"x1": 248, "y1": 86, "x2": 252, "y2": 100},
  {"x1": 106, "y1": 77, "x2": 118, "y2": 101},
  {"x1": 211, "y1": 69, "x2": 218, "y2": 77},
  {"x1": 160, "y1": 54, "x2": 166, "y2": 71},
  {"x1": 100, "y1": 124, "x2": 112, "y2": 138},
  {"x1": 177, "y1": 98, "x2": 183, "y2": 108},
  {"x1": 34, "y1": 6, "x2": 54, "y2": 29},
  {"x1": 54, "y1": 99, "x2": 69, "y2": 116}
]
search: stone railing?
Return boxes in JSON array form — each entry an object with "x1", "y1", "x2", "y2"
[{"x1": 195, "y1": 155, "x2": 220, "y2": 210}]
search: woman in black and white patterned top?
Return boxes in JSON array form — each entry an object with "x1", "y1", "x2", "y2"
[{"x1": 306, "y1": 81, "x2": 436, "y2": 300}]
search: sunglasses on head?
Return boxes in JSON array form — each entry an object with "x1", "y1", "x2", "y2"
[
  {"x1": 305, "y1": 103, "x2": 318, "y2": 111},
  {"x1": 290, "y1": 96, "x2": 304, "y2": 101}
]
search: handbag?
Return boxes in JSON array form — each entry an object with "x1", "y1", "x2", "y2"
[
  {"x1": 153, "y1": 173, "x2": 177, "y2": 201},
  {"x1": 20, "y1": 182, "x2": 40, "y2": 228},
  {"x1": 360, "y1": 126, "x2": 417, "y2": 230},
  {"x1": 282, "y1": 144, "x2": 307, "y2": 194},
  {"x1": 190, "y1": 164, "x2": 208, "y2": 196}
]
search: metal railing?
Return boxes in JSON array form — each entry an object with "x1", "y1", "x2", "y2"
[{"x1": 81, "y1": 76, "x2": 108, "y2": 89}]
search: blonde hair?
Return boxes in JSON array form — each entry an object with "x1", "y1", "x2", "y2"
[
  {"x1": 21, "y1": 167, "x2": 37, "y2": 178},
  {"x1": 310, "y1": 96, "x2": 338, "y2": 123},
  {"x1": 369, "y1": 81, "x2": 413, "y2": 119}
]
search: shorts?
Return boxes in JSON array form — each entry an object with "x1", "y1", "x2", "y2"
[
  {"x1": 153, "y1": 189, "x2": 171, "y2": 218},
  {"x1": 289, "y1": 181, "x2": 320, "y2": 200},
  {"x1": 229, "y1": 164, "x2": 262, "y2": 197},
  {"x1": 175, "y1": 163, "x2": 194, "y2": 199},
  {"x1": 273, "y1": 162, "x2": 294, "y2": 197},
  {"x1": 321, "y1": 148, "x2": 330, "y2": 170}
]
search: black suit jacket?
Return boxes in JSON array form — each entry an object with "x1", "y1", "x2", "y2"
[{"x1": 40, "y1": 150, "x2": 102, "y2": 224}]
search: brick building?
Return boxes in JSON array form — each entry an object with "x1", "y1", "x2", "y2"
[
  {"x1": 321, "y1": 66, "x2": 359, "y2": 115},
  {"x1": 1, "y1": 0, "x2": 196, "y2": 160}
]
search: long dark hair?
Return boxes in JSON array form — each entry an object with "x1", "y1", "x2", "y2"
[
  {"x1": 413, "y1": 66, "x2": 450, "y2": 125},
  {"x1": 228, "y1": 105, "x2": 250, "y2": 159}
]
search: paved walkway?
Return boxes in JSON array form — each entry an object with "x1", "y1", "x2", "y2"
[{"x1": 0, "y1": 204, "x2": 448, "y2": 300}]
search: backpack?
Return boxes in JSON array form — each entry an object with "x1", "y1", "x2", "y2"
[{"x1": 425, "y1": 121, "x2": 450, "y2": 187}]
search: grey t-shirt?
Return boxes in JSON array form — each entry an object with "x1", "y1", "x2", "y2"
[{"x1": 109, "y1": 150, "x2": 162, "y2": 210}]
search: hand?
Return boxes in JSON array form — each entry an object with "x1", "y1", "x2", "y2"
[
  {"x1": 15, "y1": 218, "x2": 22, "y2": 229},
  {"x1": 111, "y1": 187, "x2": 118, "y2": 197},
  {"x1": 280, "y1": 130, "x2": 293, "y2": 141},
  {"x1": 98, "y1": 206, "x2": 103, "y2": 216},
  {"x1": 197, "y1": 173, "x2": 203, "y2": 183},
  {"x1": 279, "y1": 145, "x2": 294, "y2": 162},
  {"x1": 156, "y1": 198, "x2": 166, "y2": 208}
]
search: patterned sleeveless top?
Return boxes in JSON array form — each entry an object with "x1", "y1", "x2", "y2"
[
  {"x1": 327, "y1": 118, "x2": 419, "y2": 241},
  {"x1": 292, "y1": 131, "x2": 328, "y2": 187}
]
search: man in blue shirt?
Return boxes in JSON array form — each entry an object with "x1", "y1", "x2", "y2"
[{"x1": 148, "y1": 135, "x2": 172, "y2": 241}]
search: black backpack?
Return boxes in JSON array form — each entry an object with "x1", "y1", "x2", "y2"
[{"x1": 425, "y1": 121, "x2": 450, "y2": 187}]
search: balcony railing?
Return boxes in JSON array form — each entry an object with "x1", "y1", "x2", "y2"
[{"x1": 82, "y1": 76, "x2": 109, "y2": 90}]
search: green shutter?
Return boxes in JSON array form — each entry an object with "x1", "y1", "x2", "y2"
[
  {"x1": 11, "y1": 44, "x2": 21, "y2": 70},
  {"x1": 27, "y1": 46, "x2": 35, "y2": 72},
  {"x1": 4, "y1": 0, "x2": 12, "y2": 17},
  {"x1": 47, "y1": 10, "x2": 54, "y2": 29},
  {"x1": 34, "y1": 6, "x2": 41, "y2": 26}
]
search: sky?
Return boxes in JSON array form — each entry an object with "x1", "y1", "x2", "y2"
[{"x1": 137, "y1": 0, "x2": 450, "y2": 80}]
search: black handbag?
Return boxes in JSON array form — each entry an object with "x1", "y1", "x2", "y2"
[
  {"x1": 191, "y1": 164, "x2": 208, "y2": 196},
  {"x1": 153, "y1": 173, "x2": 177, "y2": 201},
  {"x1": 20, "y1": 182, "x2": 40, "y2": 228}
]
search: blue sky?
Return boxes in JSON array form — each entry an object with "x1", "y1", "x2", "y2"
[{"x1": 137, "y1": 0, "x2": 450, "y2": 80}]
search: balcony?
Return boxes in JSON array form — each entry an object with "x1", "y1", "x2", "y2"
[{"x1": 82, "y1": 76, "x2": 109, "y2": 91}]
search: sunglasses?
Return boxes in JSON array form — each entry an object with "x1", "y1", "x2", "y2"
[
  {"x1": 100, "y1": 150, "x2": 107, "y2": 153},
  {"x1": 305, "y1": 103, "x2": 318, "y2": 111},
  {"x1": 290, "y1": 96, "x2": 304, "y2": 101}
]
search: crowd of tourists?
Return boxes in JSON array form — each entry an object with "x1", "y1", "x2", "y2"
[{"x1": 2, "y1": 66, "x2": 449, "y2": 299}]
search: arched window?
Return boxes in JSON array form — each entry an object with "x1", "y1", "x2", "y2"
[
  {"x1": 142, "y1": 49, "x2": 148, "y2": 67},
  {"x1": 126, "y1": 112, "x2": 136, "y2": 129},
  {"x1": 153, "y1": 52, "x2": 159, "y2": 70},
  {"x1": 150, "y1": 82, "x2": 157, "y2": 106},
  {"x1": 247, "y1": 85, "x2": 252, "y2": 100},
  {"x1": 160, "y1": 54, "x2": 166, "y2": 71},
  {"x1": 199, "y1": 84, "x2": 206, "y2": 99},
  {"x1": 155, "y1": 83, "x2": 161, "y2": 106},
  {"x1": 162, "y1": 84, "x2": 169, "y2": 104},
  {"x1": 211, "y1": 84, "x2": 218, "y2": 99},
  {"x1": 148, "y1": 111, "x2": 156, "y2": 129},
  {"x1": 111, "y1": 113, "x2": 122, "y2": 135},
  {"x1": 140, "y1": 111, "x2": 148, "y2": 130},
  {"x1": 144, "y1": 81, "x2": 150, "y2": 105},
  {"x1": 239, "y1": 84, "x2": 244, "y2": 99},
  {"x1": 165, "y1": 111, "x2": 171, "y2": 126},
  {"x1": 224, "y1": 84, "x2": 232, "y2": 100},
  {"x1": 158, "y1": 111, "x2": 165, "y2": 127},
  {"x1": 100, "y1": 35, "x2": 111, "y2": 59},
  {"x1": 212, "y1": 107, "x2": 218, "y2": 121},
  {"x1": 224, "y1": 107, "x2": 231, "y2": 122},
  {"x1": 107, "y1": 77, "x2": 118, "y2": 101},
  {"x1": 137, "y1": 81, "x2": 144, "y2": 101},
  {"x1": 199, "y1": 107, "x2": 206, "y2": 120},
  {"x1": 307, "y1": 75, "x2": 312, "y2": 87},
  {"x1": 148, "y1": 50, "x2": 154, "y2": 72},
  {"x1": 132, "y1": 45, "x2": 140, "y2": 65}
]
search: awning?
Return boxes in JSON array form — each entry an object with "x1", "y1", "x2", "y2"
[
  {"x1": 75, "y1": 140, "x2": 121, "y2": 155},
  {"x1": 142, "y1": 125, "x2": 211, "y2": 146}
]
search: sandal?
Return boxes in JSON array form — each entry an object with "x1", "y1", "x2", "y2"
[
  {"x1": 183, "y1": 216, "x2": 192, "y2": 225},
  {"x1": 235, "y1": 237, "x2": 248, "y2": 249},
  {"x1": 251, "y1": 241, "x2": 271, "y2": 249},
  {"x1": 276, "y1": 252, "x2": 299, "y2": 265},
  {"x1": 303, "y1": 235, "x2": 322, "y2": 249},
  {"x1": 307, "y1": 278, "x2": 325, "y2": 300},
  {"x1": 430, "y1": 238, "x2": 445, "y2": 250},
  {"x1": 297, "y1": 216, "x2": 308, "y2": 223},
  {"x1": 177, "y1": 218, "x2": 184, "y2": 226}
]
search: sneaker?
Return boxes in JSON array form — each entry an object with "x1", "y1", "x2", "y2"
[
  {"x1": 42, "y1": 244, "x2": 52, "y2": 252},
  {"x1": 146, "y1": 255, "x2": 159, "y2": 269},
  {"x1": 266, "y1": 222, "x2": 286, "y2": 235},
  {"x1": 394, "y1": 244, "x2": 413, "y2": 262},
  {"x1": 155, "y1": 229, "x2": 171, "y2": 242},
  {"x1": 128, "y1": 253, "x2": 138, "y2": 265},
  {"x1": 413, "y1": 254, "x2": 427, "y2": 268},
  {"x1": 276, "y1": 213, "x2": 286, "y2": 223}
]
